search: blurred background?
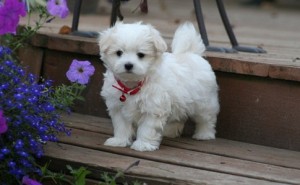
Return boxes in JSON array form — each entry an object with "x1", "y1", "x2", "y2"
[{"x1": 25, "y1": 0, "x2": 299, "y2": 49}]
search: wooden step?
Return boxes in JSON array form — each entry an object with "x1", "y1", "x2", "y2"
[
  {"x1": 19, "y1": 2, "x2": 300, "y2": 183},
  {"x1": 19, "y1": 0, "x2": 300, "y2": 151},
  {"x1": 21, "y1": 31, "x2": 300, "y2": 151},
  {"x1": 42, "y1": 113, "x2": 300, "y2": 185}
]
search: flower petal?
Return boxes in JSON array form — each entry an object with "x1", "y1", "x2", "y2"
[
  {"x1": 0, "y1": 110, "x2": 8, "y2": 134},
  {"x1": 22, "y1": 176, "x2": 42, "y2": 185},
  {"x1": 46, "y1": 0, "x2": 69, "y2": 19},
  {"x1": 0, "y1": 0, "x2": 26, "y2": 35},
  {"x1": 66, "y1": 59, "x2": 95, "y2": 84}
]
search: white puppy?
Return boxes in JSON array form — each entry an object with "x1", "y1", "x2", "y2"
[{"x1": 99, "y1": 22, "x2": 219, "y2": 151}]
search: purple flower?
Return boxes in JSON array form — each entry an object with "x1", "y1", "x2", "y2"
[
  {"x1": 0, "y1": 0, "x2": 26, "y2": 35},
  {"x1": 0, "y1": 59, "x2": 70, "y2": 182},
  {"x1": 46, "y1": 0, "x2": 69, "y2": 19},
  {"x1": 0, "y1": 110, "x2": 8, "y2": 134},
  {"x1": 22, "y1": 176, "x2": 42, "y2": 185},
  {"x1": 66, "y1": 59, "x2": 95, "y2": 85}
]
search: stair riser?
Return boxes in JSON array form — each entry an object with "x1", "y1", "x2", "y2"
[{"x1": 32, "y1": 49, "x2": 299, "y2": 151}]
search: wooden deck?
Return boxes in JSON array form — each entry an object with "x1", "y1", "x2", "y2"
[
  {"x1": 21, "y1": 1, "x2": 300, "y2": 184},
  {"x1": 42, "y1": 113, "x2": 300, "y2": 185},
  {"x1": 23, "y1": 0, "x2": 300, "y2": 82}
]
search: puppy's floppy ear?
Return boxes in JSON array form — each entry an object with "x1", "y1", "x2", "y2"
[
  {"x1": 98, "y1": 23, "x2": 121, "y2": 56},
  {"x1": 98, "y1": 29, "x2": 113, "y2": 57},
  {"x1": 149, "y1": 25, "x2": 167, "y2": 54}
]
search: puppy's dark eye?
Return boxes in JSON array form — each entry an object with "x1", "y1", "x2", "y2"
[
  {"x1": 137, "y1": 52, "x2": 145, "y2": 59},
  {"x1": 116, "y1": 50, "x2": 123, "y2": 57}
]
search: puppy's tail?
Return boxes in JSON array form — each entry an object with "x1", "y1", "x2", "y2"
[{"x1": 171, "y1": 22, "x2": 205, "y2": 56}]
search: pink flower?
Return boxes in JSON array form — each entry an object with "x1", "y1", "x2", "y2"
[
  {"x1": 0, "y1": 110, "x2": 8, "y2": 134},
  {"x1": 46, "y1": 0, "x2": 69, "y2": 19},
  {"x1": 66, "y1": 59, "x2": 95, "y2": 85},
  {"x1": 0, "y1": 0, "x2": 26, "y2": 35},
  {"x1": 22, "y1": 176, "x2": 42, "y2": 185}
]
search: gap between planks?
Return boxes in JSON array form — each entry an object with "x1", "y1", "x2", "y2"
[
  {"x1": 61, "y1": 113, "x2": 300, "y2": 170},
  {"x1": 45, "y1": 142, "x2": 286, "y2": 185},
  {"x1": 57, "y1": 128, "x2": 300, "y2": 185},
  {"x1": 53, "y1": 113, "x2": 300, "y2": 185}
]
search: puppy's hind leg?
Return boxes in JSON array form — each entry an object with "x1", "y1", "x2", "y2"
[
  {"x1": 191, "y1": 113, "x2": 217, "y2": 140},
  {"x1": 163, "y1": 121, "x2": 185, "y2": 138}
]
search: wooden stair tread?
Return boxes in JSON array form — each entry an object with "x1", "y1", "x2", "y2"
[
  {"x1": 45, "y1": 143, "x2": 283, "y2": 185},
  {"x1": 42, "y1": 113, "x2": 300, "y2": 184},
  {"x1": 62, "y1": 113, "x2": 300, "y2": 170},
  {"x1": 31, "y1": 32, "x2": 300, "y2": 82}
]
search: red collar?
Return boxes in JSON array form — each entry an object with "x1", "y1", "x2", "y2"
[{"x1": 112, "y1": 79, "x2": 144, "y2": 102}]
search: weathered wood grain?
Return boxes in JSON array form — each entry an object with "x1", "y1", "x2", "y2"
[
  {"x1": 30, "y1": 32, "x2": 300, "y2": 82},
  {"x1": 61, "y1": 113, "x2": 300, "y2": 170},
  {"x1": 57, "y1": 128, "x2": 300, "y2": 184},
  {"x1": 18, "y1": 45, "x2": 44, "y2": 76},
  {"x1": 216, "y1": 72, "x2": 300, "y2": 151},
  {"x1": 44, "y1": 142, "x2": 286, "y2": 185}
]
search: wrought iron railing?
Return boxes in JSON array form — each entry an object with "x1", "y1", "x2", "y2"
[{"x1": 70, "y1": 0, "x2": 266, "y2": 53}]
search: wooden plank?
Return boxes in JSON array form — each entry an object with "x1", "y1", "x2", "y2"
[
  {"x1": 215, "y1": 73, "x2": 300, "y2": 151},
  {"x1": 32, "y1": 32, "x2": 300, "y2": 82},
  {"x1": 44, "y1": 142, "x2": 285, "y2": 185},
  {"x1": 40, "y1": 157, "x2": 174, "y2": 185},
  {"x1": 31, "y1": 32, "x2": 99, "y2": 55},
  {"x1": 268, "y1": 66, "x2": 300, "y2": 82},
  {"x1": 58, "y1": 128, "x2": 300, "y2": 184},
  {"x1": 23, "y1": 0, "x2": 300, "y2": 82},
  {"x1": 33, "y1": 31, "x2": 300, "y2": 67},
  {"x1": 205, "y1": 50, "x2": 300, "y2": 82},
  {"x1": 206, "y1": 28, "x2": 300, "y2": 49},
  {"x1": 18, "y1": 45, "x2": 44, "y2": 76},
  {"x1": 206, "y1": 51, "x2": 299, "y2": 67},
  {"x1": 61, "y1": 113, "x2": 300, "y2": 170},
  {"x1": 207, "y1": 55, "x2": 271, "y2": 77}
]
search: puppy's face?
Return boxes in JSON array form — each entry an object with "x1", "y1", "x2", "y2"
[{"x1": 99, "y1": 22, "x2": 167, "y2": 81}]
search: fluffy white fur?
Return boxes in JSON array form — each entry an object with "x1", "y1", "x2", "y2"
[{"x1": 99, "y1": 22, "x2": 219, "y2": 151}]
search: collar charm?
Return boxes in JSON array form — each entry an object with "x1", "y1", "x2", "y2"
[{"x1": 112, "y1": 79, "x2": 144, "y2": 102}]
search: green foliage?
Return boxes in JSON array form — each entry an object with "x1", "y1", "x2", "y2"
[
  {"x1": 50, "y1": 83, "x2": 86, "y2": 111},
  {"x1": 67, "y1": 165, "x2": 91, "y2": 185},
  {"x1": 99, "y1": 171, "x2": 143, "y2": 185},
  {"x1": 38, "y1": 162, "x2": 73, "y2": 185},
  {"x1": 36, "y1": 161, "x2": 143, "y2": 185},
  {"x1": 100, "y1": 171, "x2": 123, "y2": 185},
  {"x1": 99, "y1": 160, "x2": 142, "y2": 185}
]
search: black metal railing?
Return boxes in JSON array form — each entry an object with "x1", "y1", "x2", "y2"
[{"x1": 71, "y1": 0, "x2": 266, "y2": 53}]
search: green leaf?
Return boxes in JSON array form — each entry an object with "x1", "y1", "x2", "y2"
[
  {"x1": 67, "y1": 165, "x2": 91, "y2": 185},
  {"x1": 74, "y1": 167, "x2": 91, "y2": 185}
]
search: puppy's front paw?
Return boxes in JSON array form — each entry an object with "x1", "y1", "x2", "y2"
[
  {"x1": 131, "y1": 140, "x2": 159, "y2": 152},
  {"x1": 104, "y1": 137, "x2": 131, "y2": 147},
  {"x1": 192, "y1": 131, "x2": 215, "y2": 140}
]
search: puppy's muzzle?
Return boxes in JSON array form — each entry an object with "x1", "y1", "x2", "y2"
[{"x1": 124, "y1": 63, "x2": 134, "y2": 71}]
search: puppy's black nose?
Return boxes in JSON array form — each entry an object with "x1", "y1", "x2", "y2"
[{"x1": 124, "y1": 63, "x2": 133, "y2": 71}]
